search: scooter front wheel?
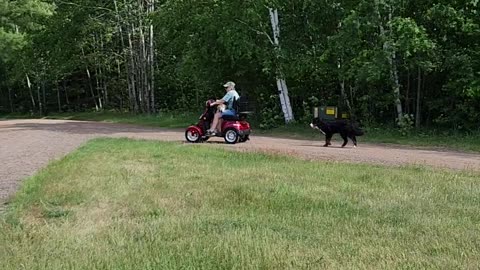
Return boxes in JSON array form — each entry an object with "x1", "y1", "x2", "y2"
[{"x1": 185, "y1": 129, "x2": 201, "y2": 143}]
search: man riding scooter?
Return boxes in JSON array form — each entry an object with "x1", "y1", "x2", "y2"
[
  {"x1": 206, "y1": 81, "x2": 240, "y2": 136},
  {"x1": 185, "y1": 80, "x2": 251, "y2": 144}
]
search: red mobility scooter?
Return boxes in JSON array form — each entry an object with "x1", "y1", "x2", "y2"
[{"x1": 185, "y1": 98, "x2": 251, "y2": 144}]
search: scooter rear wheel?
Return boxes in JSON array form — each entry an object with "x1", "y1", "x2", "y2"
[{"x1": 224, "y1": 129, "x2": 239, "y2": 144}]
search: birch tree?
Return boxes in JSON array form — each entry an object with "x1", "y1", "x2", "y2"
[{"x1": 269, "y1": 8, "x2": 294, "y2": 123}]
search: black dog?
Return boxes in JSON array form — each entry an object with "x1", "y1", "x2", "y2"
[{"x1": 310, "y1": 118, "x2": 364, "y2": 148}]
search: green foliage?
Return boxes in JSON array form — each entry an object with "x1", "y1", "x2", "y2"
[
  {"x1": 0, "y1": 0, "x2": 54, "y2": 58},
  {"x1": 396, "y1": 114, "x2": 415, "y2": 136},
  {"x1": 258, "y1": 94, "x2": 283, "y2": 130},
  {"x1": 0, "y1": 0, "x2": 479, "y2": 133},
  {"x1": 301, "y1": 96, "x2": 320, "y2": 123},
  {"x1": 389, "y1": 17, "x2": 436, "y2": 69}
]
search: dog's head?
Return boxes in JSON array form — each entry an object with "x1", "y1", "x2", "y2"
[
  {"x1": 218, "y1": 104, "x2": 226, "y2": 112},
  {"x1": 310, "y1": 118, "x2": 326, "y2": 135}
]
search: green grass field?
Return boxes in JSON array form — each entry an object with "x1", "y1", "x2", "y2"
[{"x1": 2, "y1": 139, "x2": 479, "y2": 269}]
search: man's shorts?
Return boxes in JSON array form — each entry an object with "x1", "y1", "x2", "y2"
[{"x1": 222, "y1": 109, "x2": 236, "y2": 117}]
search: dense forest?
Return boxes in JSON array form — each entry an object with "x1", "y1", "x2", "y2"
[{"x1": 0, "y1": 0, "x2": 479, "y2": 131}]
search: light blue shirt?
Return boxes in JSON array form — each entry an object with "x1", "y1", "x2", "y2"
[{"x1": 222, "y1": 90, "x2": 240, "y2": 110}]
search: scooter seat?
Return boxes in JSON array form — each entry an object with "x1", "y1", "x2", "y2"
[{"x1": 222, "y1": 115, "x2": 241, "y2": 121}]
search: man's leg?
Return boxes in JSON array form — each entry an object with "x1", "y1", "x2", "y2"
[
  {"x1": 216, "y1": 118, "x2": 223, "y2": 132},
  {"x1": 216, "y1": 109, "x2": 234, "y2": 132},
  {"x1": 209, "y1": 111, "x2": 222, "y2": 133}
]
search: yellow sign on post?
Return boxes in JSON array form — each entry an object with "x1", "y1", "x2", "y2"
[
  {"x1": 326, "y1": 107, "x2": 337, "y2": 117},
  {"x1": 318, "y1": 106, "x2": 339, "y2": 120}
]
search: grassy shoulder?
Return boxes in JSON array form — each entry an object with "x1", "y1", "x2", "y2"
[
  {"x1": 0, "y1": 111, "x2": 199, "y2": 129},
  {"x1": 2, "y1": 139, "x2": 480, "y2": 269},
  {"x1": 2, "y1": 111, "x2": 479, "y2": 152}
]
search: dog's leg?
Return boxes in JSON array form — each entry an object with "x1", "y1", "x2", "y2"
[
  {"x1": 347, "y1": 135, "x2": 358, "y2": 148},
  {"x1": 341, "y1": 133, "x2": 348, "y2": 148},
  {"x1": 324, "y1": 134, "x2": 333, "y2": 147},
  {"x1": 352, "y1": 136, "x2": 358, "y2": 148}
]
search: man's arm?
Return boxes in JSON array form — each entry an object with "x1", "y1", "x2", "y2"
[
  {"x1": 211, "y1": 92, "x2": 231, "y2": 106},
  {"x1": 211, "y1": 99, "x2": 226, "y2": 106}
]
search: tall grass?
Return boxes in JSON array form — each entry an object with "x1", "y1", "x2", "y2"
[{"x1": 1, "y1": 139, "x2": 479, "y2": 269}]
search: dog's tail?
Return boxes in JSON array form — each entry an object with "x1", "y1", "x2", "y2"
[
  {"x1": 354, "y1": 128, "x2": 365, "y2": 136},
  {"x1": 351, "y1": 123, "x2": 364, "y2": 136}
]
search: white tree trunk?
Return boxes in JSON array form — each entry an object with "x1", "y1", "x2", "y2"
[
  {"x1": 8, "y1": 87, "x2": 14, "y2": 113},
  {"x1": 139, "y1": 21, "x2": 150, "y2": 113},
  {"x1": 82, "y1": 47, "x2": 99, "y2": 111},
  {"x1": 26, "y1": 74, "x2": 36, "y2": 111},
  {"x1": 415, "y1": 67, "x2": 422, "y2": 129},
  {"x1": 114, "y1": 0, "x2": 135, "y2": 112},
  {"x1": 375, "y1": 0, "x2": 403, "y2": 121},
  {"x1": 338, "y1": 60, "x2": 352, "y2": 113},
  {"x1": 149, "y1": 0, "x2": 155, "y2": 113},
  {"x1": 56, "y1": 84, "x2": 62, "y2": 112},
  {"x1": 269, "y1": 8, "x2": 294, "y2": 123},
  {"x1": 128, "y1": 31, "x2": 139, "y2": 113},
  {"x1": 388, "y1": 8, "x2": 403, "y2": 120},
  {"x1": 63, "y1": 80, "x2": 70, "y2": 105},
  {"x1": 36, "y1": 85, "x2": 42, "y2": 115}
]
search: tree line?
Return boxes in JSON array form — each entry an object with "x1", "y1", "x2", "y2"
[{"x1": 1, "y1": 0, "x2": 479, "y2": 131}]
